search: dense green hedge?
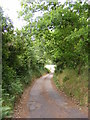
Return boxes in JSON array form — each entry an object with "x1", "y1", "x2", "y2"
[{"x1": 1, "y1": 9, "x2": 49, "y2": 118}]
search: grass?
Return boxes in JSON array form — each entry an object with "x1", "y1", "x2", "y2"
[{"x1": 53, "y1": 66, "x2": 88, "y2": 106}]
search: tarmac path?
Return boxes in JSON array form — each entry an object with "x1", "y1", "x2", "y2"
[{"x1": 28, "y1": 73, "x2": 88, "y2": 118}]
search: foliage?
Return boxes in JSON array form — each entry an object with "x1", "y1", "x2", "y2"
[
  {"x1": 1, "y1": 0, "x2": 88, "y2": 118},
  {"x1": 1, "y1": 7, "x2": 48, "y2": 118},
  {"x1": 21, "y1": 0, "x2": 88, "y2": 74}
]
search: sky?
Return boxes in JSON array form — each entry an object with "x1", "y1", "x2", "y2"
[
  {"x1": 0, "y1": 0, "x2": 66, "y2": 30},
  {"x1": 0, "y1": 0, "x2": 26, "y2": 29}
]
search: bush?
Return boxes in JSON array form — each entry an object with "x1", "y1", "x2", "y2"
[
  {"x1": 44, "y1": 68, "x2": 50, "y2": 73},
  {"x1": 0, "y1": 98, "x2": 12, "y2": 118},
  {"x1": 63, "y1": 76, "x2": 69, "y2": 82},
  {"x1": 10, "y1": 79, "x2": 23, "y2": 96}
]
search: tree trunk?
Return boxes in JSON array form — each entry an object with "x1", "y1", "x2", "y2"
[{"x1": 78, "y1": 63, "x2": 82, "y2": 75}]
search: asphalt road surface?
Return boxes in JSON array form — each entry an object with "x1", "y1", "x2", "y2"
[{"x1": 28, "y1": 73, "x2": 88, "y2": 118}]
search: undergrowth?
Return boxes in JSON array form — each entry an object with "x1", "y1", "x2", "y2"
[
  {"x1": 1, "y1": 67, "x2": 49, "y2": 118},
  {"x1": 53, "y1": 66, "x2": 88, "y2": 106}
]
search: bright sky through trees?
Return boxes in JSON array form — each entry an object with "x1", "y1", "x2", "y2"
[
  {"x1": 1, "y1": 0, "x2": 25, "y2": 29},
  {"x1": 1, "y1": 0, "x2": 66, "y2": 29}
]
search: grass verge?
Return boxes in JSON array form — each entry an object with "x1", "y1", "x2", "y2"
[{"x1": 53, "y1": 67, "x2": 88, "y2": 106}]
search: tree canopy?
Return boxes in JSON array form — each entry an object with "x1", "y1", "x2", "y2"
[{"x1": 19, "y1": 0, "x2": 88, "y2": 73}]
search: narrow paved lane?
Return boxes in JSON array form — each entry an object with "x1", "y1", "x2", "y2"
[{"x1": 28, "y1": 74, "x2": 87, "y2": 118}]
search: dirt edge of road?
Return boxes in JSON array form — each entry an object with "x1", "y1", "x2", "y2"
[
  {"x1": 13, "y1": 75, "x2": 46, "y2": 118},
  {"x1": 13, "y1": 81, "x2": 34, "y2": 118},
  {"x1": 51, "y1": 77, "x2": 88, "y2": 116}
]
